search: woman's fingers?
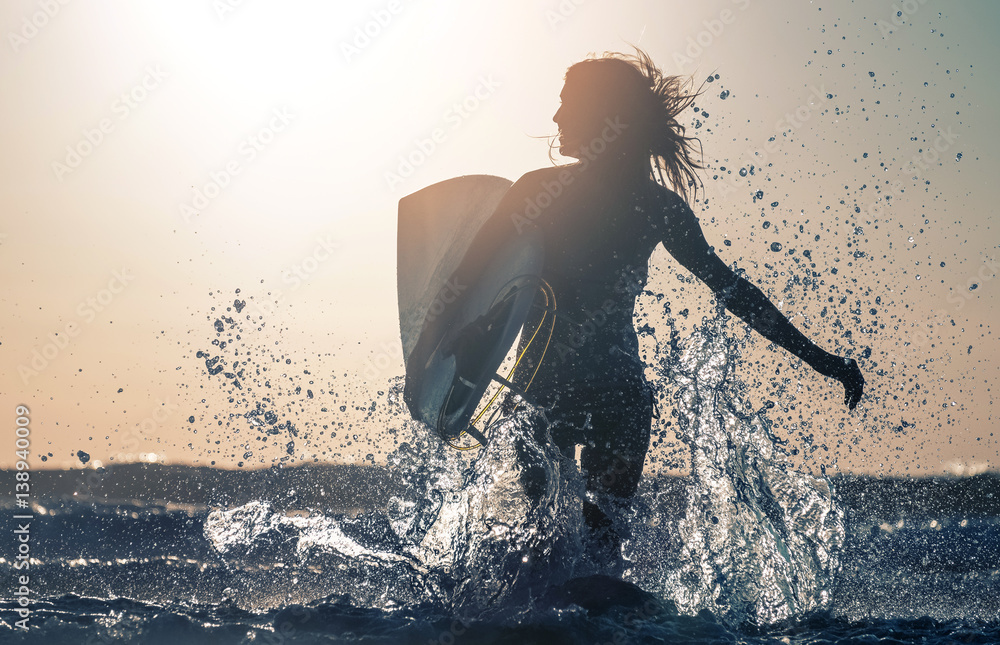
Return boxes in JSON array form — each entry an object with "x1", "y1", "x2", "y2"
[{"x1": 843, "y1": 359, "x2": 864, "y2": 411}]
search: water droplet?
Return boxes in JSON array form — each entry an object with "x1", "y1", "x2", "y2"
[
  {"x1": 720, "y1": 90, "x2": 730, "y2": 100},
  {"x1": 770, "y1": 242, "x2": 783, "y2": 252}
]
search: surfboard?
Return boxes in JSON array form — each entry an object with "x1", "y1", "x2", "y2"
[{"x1": 397, "y1": 175, "x2": 546, "y2": 444}]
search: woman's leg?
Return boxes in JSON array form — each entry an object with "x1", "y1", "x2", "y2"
[
  {"x1": 578, "y1": 386, "x2": 653, "y2": 533},
  {"x1": 513, "y1": 384, "x2": 652, "y2": 537}
]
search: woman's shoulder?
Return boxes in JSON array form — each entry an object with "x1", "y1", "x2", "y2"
[
  {"x1": 646, "y1": 180, "x2": 689, "y2": 210},
  {"x1": 644, "y1": 180, "x2": 698, "y2": 230},
  {"x1": 513, "y1": 164, "x2": 580, "y2": 190},
  {"x1": 498, "y1": 165, "x2": 582, "y2": 213}
]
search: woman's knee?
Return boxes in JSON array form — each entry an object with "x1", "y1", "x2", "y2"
[{"x1": 582, "y1": 448, "x2": 645, "y2": 499}]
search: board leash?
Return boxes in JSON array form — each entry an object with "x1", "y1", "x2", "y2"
[{"x1": 443, "y1": 277, "x2": 556, "y2": 451}]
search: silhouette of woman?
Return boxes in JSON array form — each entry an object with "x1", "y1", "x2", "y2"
[{"x1": 457, "y1": 50, "x2": 864, "y2": 551}]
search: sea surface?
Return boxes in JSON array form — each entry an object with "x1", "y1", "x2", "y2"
[
  {"x1": 3, "y1": 324, "x2": 999, "y2": 644},
  {"x1": 2, "y1": 468, "x2": 998, "y2": 644}
]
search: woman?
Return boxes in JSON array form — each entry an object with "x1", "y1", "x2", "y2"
[{"x1": 459, "y1": 50, "x2": 863, "y2": 547}]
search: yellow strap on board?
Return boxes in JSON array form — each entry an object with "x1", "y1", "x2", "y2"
[{"x1": 445, "y1": 278, "x2": 556, "y2": 451}]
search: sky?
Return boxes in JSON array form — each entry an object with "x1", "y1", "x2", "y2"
[{"x1": 1, "y1": 0, "x2": 998, "y2": 476}]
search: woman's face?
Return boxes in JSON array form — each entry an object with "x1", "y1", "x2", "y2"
[{"x1": 553, "y1": 74, "x2": 609, "y2": 159}]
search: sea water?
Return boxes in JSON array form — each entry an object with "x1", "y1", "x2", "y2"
[{"x1": 3, "y1": 317, "x2": 998, "y2": 644}]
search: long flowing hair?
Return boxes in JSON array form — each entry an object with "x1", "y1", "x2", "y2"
[{"x1": 560, "y1": 48, "x2": 704, "y2": 202}]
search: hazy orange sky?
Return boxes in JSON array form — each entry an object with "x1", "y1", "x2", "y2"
[{"x1": 2, "y1": 0, "x2": 998, "y2": 476}]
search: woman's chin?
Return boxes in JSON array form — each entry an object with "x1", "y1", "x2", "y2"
[{"x1": 558, "y1": 143, "x2": 580, "y2": 159}]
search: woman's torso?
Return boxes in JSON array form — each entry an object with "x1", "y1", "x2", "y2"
[{"x1": 510, "y1": 165, "x2": 673, "y2": 403}]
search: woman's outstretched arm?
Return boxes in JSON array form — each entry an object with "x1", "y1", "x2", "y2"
[{"x1": 659, "y1": 195, "x2": 864, "y2": 409}]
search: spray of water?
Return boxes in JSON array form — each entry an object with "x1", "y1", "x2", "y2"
[
  {"x1": 626, "y1": 316, "x2": 844, "y2": 625},
  {"x1": 203, "y1": 309, "x2": 844, "y2": 626}
]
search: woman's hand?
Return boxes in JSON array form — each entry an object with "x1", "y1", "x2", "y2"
[{"x1": 826, "y1": 355, "x2": 864, "y2": 411}]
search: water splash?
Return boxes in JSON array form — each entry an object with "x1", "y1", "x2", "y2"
[
  {"x1": 203, "y1": 316, "x2": 843, "y2": 626},
  {"x1": 627, "y1": 317, "x2": 844, "y2": 625},
  {"x1": 203, "y1": 406, "x2": 591, "y2": 615}
]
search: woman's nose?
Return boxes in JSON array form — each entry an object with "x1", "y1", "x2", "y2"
[{"x1": 553, "y1": 105, "x2": 563, "y2": 124}]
